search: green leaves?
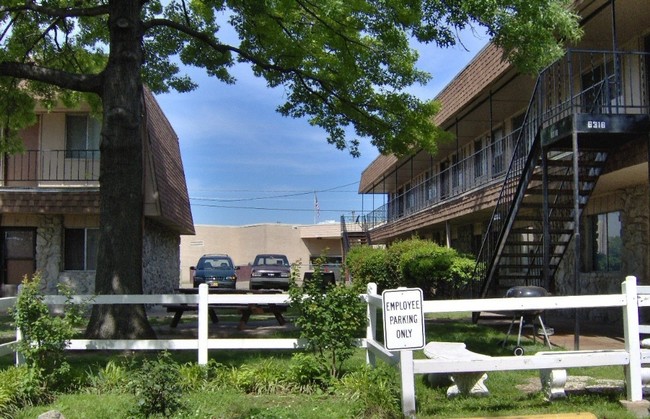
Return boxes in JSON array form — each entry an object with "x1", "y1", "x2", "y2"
[
  {"x1": 288, "y1": 258, "x2": 367, "y2": 378},
  {"x1": 0, "y1": 0, "x2": 581, "y2": 157}
]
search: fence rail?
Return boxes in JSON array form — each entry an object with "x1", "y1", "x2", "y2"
[
  {"x1": 2, "y1": 277, "x2": 649, "y2": 417},
  {"x1": 365, "y1": 276, "x2": 648, "y2": 417}
]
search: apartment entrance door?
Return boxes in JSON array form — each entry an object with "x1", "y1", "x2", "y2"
[{"x1": 1, "y1": 229, "x2": 36, "y2": 294}]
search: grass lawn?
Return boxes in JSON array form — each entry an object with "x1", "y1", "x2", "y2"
[{"x1": 2, "y1": 310, "x2": 642, "y2": 418}]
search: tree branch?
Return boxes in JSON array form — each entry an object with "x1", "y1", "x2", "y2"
[
  {"x1": 144, "y1": 18, "x2": 388, "y2": 133},
  {"x1": 0, "y1": 62, "x2": 103, "y2": 94},
  {"x1": 0, "y1": 2, "x2": 109, "y2": 18}
]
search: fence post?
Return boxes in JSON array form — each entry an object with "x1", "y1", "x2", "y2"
[
  {"x1": 15, "y1": 284, "x2": 24, "y2": 365},
  {"x1": 198, "y1": 284, "x2": 208, "y2": 365},
  {"x1": 622, "y1": 275, "x2": 642, "y2": 401},
  {"x1": 400, "y1": 349, "x2": 416, "y2": 418},
  {"x1": 366, "y1": 282, "x2": 377, "y2": 366}
]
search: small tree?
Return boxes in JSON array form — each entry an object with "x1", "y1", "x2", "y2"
[
  {"x1": 289, "y1": 258, "x2": 366, "y2": 379},
  {"x1": 11, "y1": 273, "x2": 84, "y2": 391}
]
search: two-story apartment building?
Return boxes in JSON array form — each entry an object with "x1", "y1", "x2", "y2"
[
  {"x1": 0, "y1": 88, "x2": 194, "y2": 296},
  {"x1": 358, "y1": 0, "x2": 649, "y2": 323}
]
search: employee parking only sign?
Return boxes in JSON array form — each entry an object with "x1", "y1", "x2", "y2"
[{"x1": 382, "y1": 288, "x2": 425, "y2": 351}]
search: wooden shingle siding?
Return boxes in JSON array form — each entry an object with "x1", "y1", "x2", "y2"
[
  {"x1": 143, "y1": 89, "x2": 195, "y2": 235},
  {"x1": 0, "y1": 190, "x2": 99, "y2": 214}
]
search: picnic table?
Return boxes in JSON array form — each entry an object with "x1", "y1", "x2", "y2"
[{"x1": 165, "y1": 288, "x2": 289, "y2": 330}]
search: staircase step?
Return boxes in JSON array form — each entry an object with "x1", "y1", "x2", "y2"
[
  {"x1": 543, "y1": 159, "x2": 606, "y2": 168},
  {"x1": 505, "y1": 241, "x2": 568, "y2": 247},
  {"x1": 521, "y1": 201, "x2": 585, "y2": 211},
  {"x1": 510, "y1": 228, "x2": 574, "y2": 235},
  {"x1": 530, "y1": 173, "x2": 599, "y2": 182},
  {"x1": 525, "y1": 188, "x2": 593, "y2": 196},
  {"x1": 517, "y1": 215, "x2": 575, "y2": 222},
  {"x1": 501, "y1": 251, "x2": 564, "y2": 257}
]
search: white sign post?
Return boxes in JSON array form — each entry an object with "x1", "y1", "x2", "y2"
[
  {"x1": 382, "y1": 287, "x2": 425, "y2": 417},
  {"x1": 382, "y1": 287, "x2": 425, "y2": 351}
]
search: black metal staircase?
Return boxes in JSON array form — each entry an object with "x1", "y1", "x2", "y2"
[
  {"x1": 341, "y1": 215, "x2": 371, "y2": 260},
  {"x1": 473, "y1": 49, "x2": 650, "y2": 300}
]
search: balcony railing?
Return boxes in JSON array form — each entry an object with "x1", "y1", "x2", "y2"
[
  {"x1": 363, "y1": 49, "x2": 650, "y2": 232},
  {"x1": 0, "y1": 149, "x2": 100, "y2": 186},
  {"x1": 364, "y1": 129, "x2": 522, "y2": 230}
]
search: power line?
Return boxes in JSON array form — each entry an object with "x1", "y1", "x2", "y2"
[
  {"x1": 191, "y1": 203, "x2": 363, "y2": 213},
  {"x1": 189, "y1": 181, "x2": 361, "y2": 203}
]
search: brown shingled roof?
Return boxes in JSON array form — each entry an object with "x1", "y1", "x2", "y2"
[{"x1": 143, "y1": 88, "x2": 195, "y2": 235}]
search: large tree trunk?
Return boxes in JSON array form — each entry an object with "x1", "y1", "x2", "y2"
[{"x1": 86, "y1": 0, "x2": 155, "y2": 339}]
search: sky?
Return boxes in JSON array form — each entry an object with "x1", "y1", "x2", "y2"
[{"x1": 155, "y1": 27, "x2": 490, "y2": 227}]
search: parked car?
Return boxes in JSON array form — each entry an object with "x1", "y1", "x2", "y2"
[
  {"x1": 250, "y1": 254, "x2": 291, "y2": 290},
  {"x1": 192, "y1": 254, "x2": 238, "y2": 288}
]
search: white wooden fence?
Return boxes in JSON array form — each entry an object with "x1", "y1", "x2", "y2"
[
  {"x1": 2, "y1": 277, "x2": 650, "y2": 418},
  {"x1": 365, "y1": 275, "x2": 650, "y2": 417},
  {"x1": 0, "y1": 284, "x2": 306, "y2": 365}
]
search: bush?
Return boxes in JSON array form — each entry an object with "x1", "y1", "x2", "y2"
[
  {"x1": 289, "y1": 257, "x2": 367, "y2": 378},
  {"x1": 335, "y1": 364, "x2": 401, "y2": 418},
  {"x1": 344, "y1": 238, "x2": 477, "y2": 298},
  {"x1": 85, "y1": 360, "x2": 130, "y2": 394},
  {"x1": 286, "y1": 352, "x2": 331, "y2": 393},
  {"x1": 11, "y1": 273, "x2": 85, "y2": 392},
  {"x1": 344, "y1": 245, "x2": 390, "y2": 290},
  {"x1": 127, "y1": 351, "x2": 185, "y2": 418},
  {"x1": 0, "y1": 365, "x2": 44, "y2": 416}
]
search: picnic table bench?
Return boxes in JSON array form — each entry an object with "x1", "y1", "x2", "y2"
[{"x1": 165, "y1": 288, "x2": 289, "y2": 330}]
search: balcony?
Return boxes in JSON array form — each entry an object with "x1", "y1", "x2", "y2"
[
  {"x1": 0, "y1": 149, "x2": 100, "y2": 187},
  {"x1": 363, "y1": 49, "x2": 650, "y2": 235}
]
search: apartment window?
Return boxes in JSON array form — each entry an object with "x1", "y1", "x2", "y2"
[
  {"x1": 511, "y1": 113, "x2": 527, "y2": 160},
  {"x1": 474, "y1": 139, "x2": 485, "y2": 178},
  {"x1": 425, "y1": 171, "x2": 436, "y2": 201},
  {"x1": 66, "y1": 114, "x2": 101, "y2": 158},
  {"x1": 451, "y1": 153, "x2": 462, "y2": 189},
  {"x1": 64, "y1": 228, "x2": 99, "y2": 270},
  {"x1": 583, "y1": 211, "x2": 621, "y2": 272},
  {"x1": 491, "y1": 128, "x2": 505, "y2": 177}
]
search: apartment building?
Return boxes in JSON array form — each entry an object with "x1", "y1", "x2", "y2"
[
  {"x1": 0, "y1": 88, "x2": 194, "y2": 296},
  {"x1": 358, "y1": 0, "x2": 650, "y2": 323}
]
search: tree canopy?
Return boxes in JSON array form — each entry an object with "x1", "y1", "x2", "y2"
[
  {"x1": 0, "y1": 0, "x2": 582, "y2": 338},
  {"x1": 1, "y1": 0, "x2": 581, "y2": 156}
]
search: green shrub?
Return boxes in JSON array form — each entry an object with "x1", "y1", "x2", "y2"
[
  {"x1": 289, "y1": 257, "x2": 367, "y2": 378},
  {"x1": 336, "y1": 364, "x2": 401, "y2": 418},
  {"x1": 344, "y1": 238, "x2": 477, "y2": 298},
  {"x1": 344, "y1": 245, "x2": 390, "y2": 290},
  {"x1": 286, "y1": 352, "x2": 331, "y2": 393},
  {"x1": 0, "y1": 364, "x2": 46, "y2": 415},
  {"x1": 177, "y1": 360, "x2": 222, "y2": 392},
  {"x1": 85, "y1": 360, "x2": 130, "y2": 394},
  {"x1": 11, "y1": 273, "x2": 85, "y2": 392},
  {"x1": 127, "y1": 351, "x2": 185, "y2": 418},
  {"x1": 233, "y1": 359, "x2": 289, "y2": 394}
]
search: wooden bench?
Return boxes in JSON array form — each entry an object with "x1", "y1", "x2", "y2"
[{"x1": 165, "y1": 303, "x2": 287, "y2": 330}]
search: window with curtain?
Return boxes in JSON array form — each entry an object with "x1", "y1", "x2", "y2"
[{"x1": 66, "y1": 114, "x2": 101, "y2": 158}]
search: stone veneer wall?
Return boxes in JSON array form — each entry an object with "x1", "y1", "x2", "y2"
[
  {"x1": 36, "y1": 215, "x2": 63, "y2": 293},
  {"x1": 34, "y1": 216, "x2": 180, "y2": 296},
  {"x1": 554, "y1": 184, "x2": 650, "y2": 325},
  {"x1": 35, "y1": 214, "x2": 95, "y2": 295},
  {"x1": 143, "y1": 219, "x2": 181, "y2": 295}
]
